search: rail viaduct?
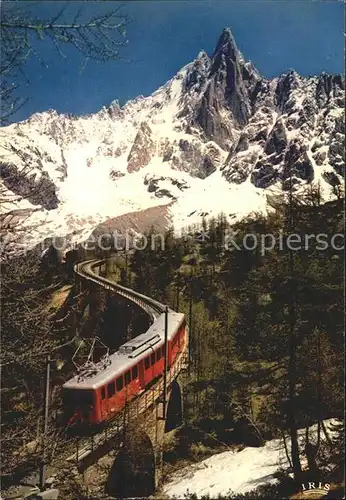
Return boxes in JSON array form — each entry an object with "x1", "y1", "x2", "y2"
[{"x1": 66, "y1": 259, "x2": 188, "y2": 498}]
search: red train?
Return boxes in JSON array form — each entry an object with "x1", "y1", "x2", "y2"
[{"x1": 62, "y1": 311, "x2": 187, "y2": 426}]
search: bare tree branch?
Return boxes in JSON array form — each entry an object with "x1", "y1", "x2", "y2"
[{"x1": 0, "y1": 3, "x2": 131, "y2": 124}]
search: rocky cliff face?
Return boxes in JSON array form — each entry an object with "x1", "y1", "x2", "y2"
[
  {"x1": 127, "y1": 122, "x2": 156, "y2": 173},
  {"x1": 0, "y1": 28, "x2": 344, "y2": 257}
]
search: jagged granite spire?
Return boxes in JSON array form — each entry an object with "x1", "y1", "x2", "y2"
[
  {"x1": 1, "y1": 26, "x2": 344, "y2": 262},
  {"x1": 183, "y1": 50, "x2": 211, "y2": 93},
  {"x1": 212, "y1": 27, "x2": 239, "y2": 62},
  {"x1": 191, "y1": 27, "x2": 260, "y2": 146}
]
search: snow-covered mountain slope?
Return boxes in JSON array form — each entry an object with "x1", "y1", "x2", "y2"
[{"x1": 0, "y1": 28, "x2": 344, "y2": 257}]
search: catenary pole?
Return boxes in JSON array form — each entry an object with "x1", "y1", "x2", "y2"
[
  {"x1": 39, "y1": 354, "x2": 51, "y2": 489},
  {"x1": 163, "y1": 305, "x2": 169, "y2": 418},
  {"x1": 188, "y1": 283, "x2": 193, "y2": 376}
]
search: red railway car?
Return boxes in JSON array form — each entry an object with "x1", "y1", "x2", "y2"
[{"x1": 62, "y1": 312, "x2": 187, "y2": 426}]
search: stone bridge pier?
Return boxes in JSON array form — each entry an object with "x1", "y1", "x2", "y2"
[
  {"x1": 71, "y1": 261, "x2": 187, "y2": 497},
  {"x1": 77, "y1": 378, "x2": 184, "y2": 499},
  {"x1": 106, "y1": 379, "x2": 183, "y2": 497}
]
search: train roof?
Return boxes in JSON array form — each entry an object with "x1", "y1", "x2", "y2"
[{"x1": 63, "y1": 311, "x2": 185, "y2": 390}]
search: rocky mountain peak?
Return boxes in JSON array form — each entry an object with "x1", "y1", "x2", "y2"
[
  {"x1": 106, "y1": 100, "x2": 123, "y2": 120},
  {"x1": 183, "y1": 51, "x2": 211, "y2": 94},
  {"x1": 191, "y1": 28, "x2": 259, "y2": 145},
  {"x1": 212, "y1": 27, "x2": 239, "y2": 61},
  {"x1": 275, "y1": 71, "x2": 301, "y2": 111},
  {"x1": 0, "y1": 28, "x2": 344, "y2": 258},
  {"x1": 210, "y1": 26, "x2": 243, "y2": 79},
  {"x1": 316, "y1": 73, "x2": 345, "y2": 106},
  {"x1": 196, "y1": 50, "x2": 210, "y2": 62}
]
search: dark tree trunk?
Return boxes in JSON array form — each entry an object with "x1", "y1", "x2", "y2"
[{"x1": 287, "y1": 163, "x2": 302, "y2": 484}]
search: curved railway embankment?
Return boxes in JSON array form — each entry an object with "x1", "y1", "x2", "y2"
[
  {"x1": 65, "y1": 258, "x2": 188, "y2": 465},
  {"x1": 75, "y1": 259, "x2": 169, "y2": 321}
]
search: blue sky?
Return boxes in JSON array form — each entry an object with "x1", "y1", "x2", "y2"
[{"x1": 5, "y1": 0, "x2": 344, "y2": 123}]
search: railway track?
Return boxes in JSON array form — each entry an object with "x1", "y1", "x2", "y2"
[
  {"x1": 76, "y1": 259, "x2": 169, "y2": 321},
  {"x1": 1, "y1": 259, "x2": 188, "y2": 498},
  {"x1": 61, "y1": 258, "x2": 188, "y2": 465},
  {"x1": 63, "y1": 351, "x2": 188, "y2": 464}
]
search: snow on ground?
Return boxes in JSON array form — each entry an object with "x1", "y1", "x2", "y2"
[
  {"x1": 170, "y1": 169, "x2": 269, "y2": 233},
  {"x1": 4, "y1": 154, "x2": 202, "y2": 254},
  {"x1": 2, "y1": 58, "x2": 343, "y2": 259},
  {"x1": 163, "y1": 439, "x2": 284, "y2": 499},
  {"x1": 3, "y1": 158, "x2": 272, "y2": 256},
  {"x1": 162, "y1": 420, "x2": 338, "y2": 499}
]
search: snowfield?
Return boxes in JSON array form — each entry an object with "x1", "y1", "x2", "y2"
[
  {"x1": 162, "y1": 420, "x2": 338, "y2": 499},
  {"x1": 163, "y1": 439, "x2": 284, "y2": 499},
  {"x1": 0, "y1": 28, "x2": 344, "y2": 258}
]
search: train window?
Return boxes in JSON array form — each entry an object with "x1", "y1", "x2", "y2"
[
  {"x1": 107, "y1": 382, "x2": 115, "y2": 397},
  {"x1": 77, "y1": 390, "x2": 93, "y2": 407},
  {"x1": 132, "y1": 365, "x2": 138, "y2": 379},
  {"x1": 125, "y1": 371, "x2": 131, "y2": 385},
  {"x1": 144, "y1": 357, "x2": 150, "y2": 370},
  {"x1": 151, "y1": 352, "x2": 155, "y2": 365},
  {"x1": 156, "y1": 349, "x2": 162, "y2": 361},
  {"x1": 162, "y1": 345, "x2": 166, "y2": 357},
  {"x1": 116, "y1": 376, "x2": 123, "y2": 391},
  {"x1": 64, "y1": 389, "x2": 93, "y2": 408},
  {"x1": 101, "y1": 387, "x2": 106, "y2": 400}
]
